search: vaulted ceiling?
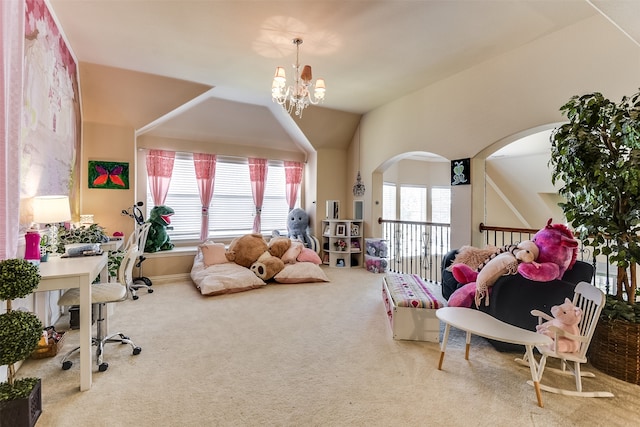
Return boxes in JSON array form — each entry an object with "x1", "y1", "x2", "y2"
[{"x1": 49, "y1": 0, "x2": 640, "y2": 153}]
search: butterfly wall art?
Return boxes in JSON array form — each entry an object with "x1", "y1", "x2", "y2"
[{"x1": 88, "y1": 161, "x2": 130, "y2": 189}]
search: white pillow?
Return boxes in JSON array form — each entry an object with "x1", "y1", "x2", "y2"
[{"x1": 273, "y1": 262, "x2": 330, "y2": 284}]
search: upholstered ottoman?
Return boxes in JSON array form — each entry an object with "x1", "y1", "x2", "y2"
[{"x1": 382, "y1": 272, "x2": 447, "y2": 342}]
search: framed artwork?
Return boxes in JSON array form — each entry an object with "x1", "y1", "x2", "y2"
[
  {"x1": 336, "y1": 258, "x2": 345, "y2": 267},
  {"x1": 324, "y1": 225, "x2": 331, "y2": 236},
  {"x1": 326, "y1": 200, "x2": 340, "y2": 219},
  {"x1": 451, "y1": 158, "x2": 471, "y2": 185},
  {"x1": 336, "y1": 224, "x2": 346, "y2": 236},
  {"x1": 88, "y1": 161, "x2": 130, "y2": 189},
  {"x1": 351, "y1": 224, "x2": 360, "y2": 236},
  {"x1": 354, "y1": 200, "x2": 364, "y2": 220}
]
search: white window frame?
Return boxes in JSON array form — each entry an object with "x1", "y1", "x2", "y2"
[{"x1": 145, "y1": 152, "x2": 299, "y2": 244}]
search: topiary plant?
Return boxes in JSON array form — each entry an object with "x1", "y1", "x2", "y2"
[{"x1": 0, "y1": 258, "x2": 43, "y2": 401}]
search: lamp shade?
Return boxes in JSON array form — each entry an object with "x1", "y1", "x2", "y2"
[{"x1": 33, "y1": 195, "x2": 71, "y2": 224}]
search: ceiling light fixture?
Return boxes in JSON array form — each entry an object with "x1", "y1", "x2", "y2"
[
  {"x1": 272, "y1": 38, "x2": 326, "y2": 117},
  {"x1": 353, "y1": 128, "x2": 366, "y2": 197}
]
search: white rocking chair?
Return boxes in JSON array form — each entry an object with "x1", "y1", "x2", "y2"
[{"x1": 515, "y1": 281, "x2": 614, "y2": 398}]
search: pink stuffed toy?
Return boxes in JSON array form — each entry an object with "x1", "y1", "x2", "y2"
[
  {"x1": 518, "y1": 218, "x2": 578, "y2": 282},
  {"x1": 448, "y1": 240, "x2": 539, "y2": 307},
  {"x1": 448, "y1": 219, "x2": 579, "y2": 308},
  {"x1": 535, "y1": 298, "x2": 582, "y2": 353}
]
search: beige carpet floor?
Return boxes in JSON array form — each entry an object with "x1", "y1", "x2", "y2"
[{"x1": 18, "y1": 267, "x2": 640, "y2": 426}]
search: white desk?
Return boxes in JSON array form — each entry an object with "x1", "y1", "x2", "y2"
[
  {"x1": 36, "y1": 253, "x2": 108, "y2": 391},
  {"x1": 436, "y1": 307, "x2": 553, "y2": 407}
]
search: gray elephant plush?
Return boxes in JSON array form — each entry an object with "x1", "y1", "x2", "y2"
[{"x1": 287, "y1": 208, "x2": 312, "y2": 248}]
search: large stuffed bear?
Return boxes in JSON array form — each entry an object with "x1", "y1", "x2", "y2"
[
  {"x1": 225, "y1": 233, "x2": 268, "y2": 268},
  {"x1": 145, "y1": 205, "x2": 175, "y2": 252},
  {"x1": 287, "y1": 208, "x2": 312, "y2": 248}
]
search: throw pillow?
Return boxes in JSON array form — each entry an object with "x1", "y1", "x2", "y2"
[{"x1": 200, "y1": 242, "x2": 228, "y2": 266}]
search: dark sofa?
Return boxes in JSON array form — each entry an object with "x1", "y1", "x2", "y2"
[{"x1": 441, "y1": 249, "x2": 594, "y2": 351}]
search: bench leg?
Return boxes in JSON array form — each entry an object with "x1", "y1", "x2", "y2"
[
  {"x1": 524, "y1": 345, "x2": 544, "y2": 408},
  {"x1": 438, "y1": 323, "x2": 451, "y2": 370},
  {"x1": 465, "y1": 331, "x2": 472, "y2": 360}
]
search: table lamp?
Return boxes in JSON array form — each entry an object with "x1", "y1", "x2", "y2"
[{"x1": 33, "y1": 195, "x2": 72, "y2": 253}]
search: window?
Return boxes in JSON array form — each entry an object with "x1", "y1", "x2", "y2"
[
  {"x1": 431, "y1": 187, "x2": 451, "y2": 223},
  {"x1": 146, "y1": 153, "x2": 298, "y2": 242},
  {"x1": 383, "y1": 182, "x2": 396, "y2": 220},
  {"x1": 400, "y1": 185, "x2": 426, "y2": 221}
]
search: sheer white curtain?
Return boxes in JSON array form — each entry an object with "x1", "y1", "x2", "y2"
[
  {"x1": 193, "y1": 153, "x2": 216, "y2": 242},
  {"x1": 146, "y1": 149, "x2": 175, "y2": 206},
  {"x1": 1, "y1": 0, "x2": 24, "y2": 259},
  {"x1": 248, "y1": 158, "x2": 268, "y2": 233}
]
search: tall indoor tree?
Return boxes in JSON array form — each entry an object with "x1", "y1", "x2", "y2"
[{"x1": 550, "y1": 90, "x2": 640, "y2": 309}]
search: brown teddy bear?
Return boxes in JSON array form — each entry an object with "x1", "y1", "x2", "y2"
[
  {"x1": 250, "y1": 251, "x2": 285, "y2": 281},
  {"x1": 225, "y1": 233, "x2": 268, "y2": 268},
  {"x1": 268, "y1": 236, "x2": 291, "y2": 259}
]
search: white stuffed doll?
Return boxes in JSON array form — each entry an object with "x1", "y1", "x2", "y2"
[{"x1": 474, "y1": 240, "x2": 539, "y2": 307}]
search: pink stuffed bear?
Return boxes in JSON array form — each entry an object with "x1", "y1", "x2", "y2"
[
  {"x1": 518, "y1": 218, "x2": 578, "y2": 282},
  {"x1": 535, "y1": 298, "x2": 582, "y2": 353},
  {"x1": 448, "y1": 219, "x2": 579, "y2": 308}
]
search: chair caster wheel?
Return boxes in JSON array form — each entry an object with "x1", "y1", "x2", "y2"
[
  {"x1": 148, "y1": 289, "x2": 154, "y2": 294},
  {"x1": 133, "y1": 347, "x2": 142, "y2": 355},
  {"x1": 62, "y1": 361, "x2": 73, "y2": 370},
  {"x1": 99, "y1": 363, "x2": 109, "y2": 372},
  {"x1": 132, "y1": 295, "x2": 139, "y2": 300}
]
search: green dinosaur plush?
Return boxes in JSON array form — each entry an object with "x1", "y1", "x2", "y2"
[{"x1": 145, "y1": 205, "x2": 175, "y2": 252}]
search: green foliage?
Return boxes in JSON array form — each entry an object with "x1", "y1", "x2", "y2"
[
  {"x1": 0, "y1": 378, "x2": 39, "y2": 401},
  {"x1": 56, "y1": 223, "x2": 109, "y2": 253},
  {"x1": 0, "y1": 258, "x2": 43, "y2": 401},
  {"x1": 0, "y1": 259, "x2": 40, "y2": 301},
  {"x1": 550, "y1": 90, "x2": 640, "y2": 311},
  {"x1": 601, "y1": 295, "x2": 640, "y2": 323},
  {"x1": 0, "y1": 311, "x2": 42, "y2": 367}
]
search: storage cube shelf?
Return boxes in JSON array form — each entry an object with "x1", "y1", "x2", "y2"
[{"x1": 321, "y1": 219, "x2": 363, "y2": 268}]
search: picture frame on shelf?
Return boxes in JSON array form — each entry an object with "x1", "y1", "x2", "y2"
[
  {"x1": 336, "y1": 224, "x2": 346, "y2": 236},
  {"x1": 326, "y1": 200, "x2": 340, "y2": 219},
  {"x1": 351, "y1": 224, "x2": 360, "y2": 236},
  {"x1": 336, "y1": 258, "x2": 345, "y2": 267},
  {"x1": 323, "y1": 225, "x2": 331, "y2": 236}
]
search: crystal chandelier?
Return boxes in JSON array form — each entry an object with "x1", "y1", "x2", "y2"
[{"x1": 272, "y1": 38, "x2": 326, "y2": 117}]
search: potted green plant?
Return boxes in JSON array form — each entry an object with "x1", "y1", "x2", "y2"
[
  {"x1": 549, "y1": 89, "x2": 640, "y2": 384},
  {"x1": 0, "y1": 258, "x2": 44, "y2": 427}
]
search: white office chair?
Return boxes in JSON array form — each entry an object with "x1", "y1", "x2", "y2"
[
  {"x1": 125, "y1": 222, "x2": 153, "y2": 300},
  {"x1": 516, "y1": 281, "x2": 614, "y2": 398},
  {"x1": 58, "y1": 245, "x2": 142, "y2": 372}
]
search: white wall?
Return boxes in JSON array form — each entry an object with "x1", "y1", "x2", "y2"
[{"x1": 358, "y1": 15, "x2": 640, "y2": 244}]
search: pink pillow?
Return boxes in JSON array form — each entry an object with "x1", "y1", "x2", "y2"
[
  {"x1": 281, "y1": 241, "x2": 303, "y2": 264},
  {"x1": 200, "y1": 242, "x2": 228, "y2": 266},
  {"x1": 297, "y1": 248, "x2": 322, "y2": 265}
]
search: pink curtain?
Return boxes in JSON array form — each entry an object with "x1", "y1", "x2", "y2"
[
  {"x1": 193, "y1": 153, "x2": 216, "y2": 242},
  {"x1": 284, "y1": 161, "x2": 303, "y2": 210},
  {"x1": 0, "y1": 0, "x2": 24, "y2": 259},
  {"x1": 146, "y1": 149, "x2": 175, "y2": 206},
  {"x1": 249, "y1": 158, "x2": 268, "y2": 233}
]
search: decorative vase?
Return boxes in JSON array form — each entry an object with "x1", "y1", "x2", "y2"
[
  {"x1": 588, "y1": 318, "x2": 640, "y2": 385},
  {"x1": 0, "y1": 378, "x2": 42, "y2": 427}
]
